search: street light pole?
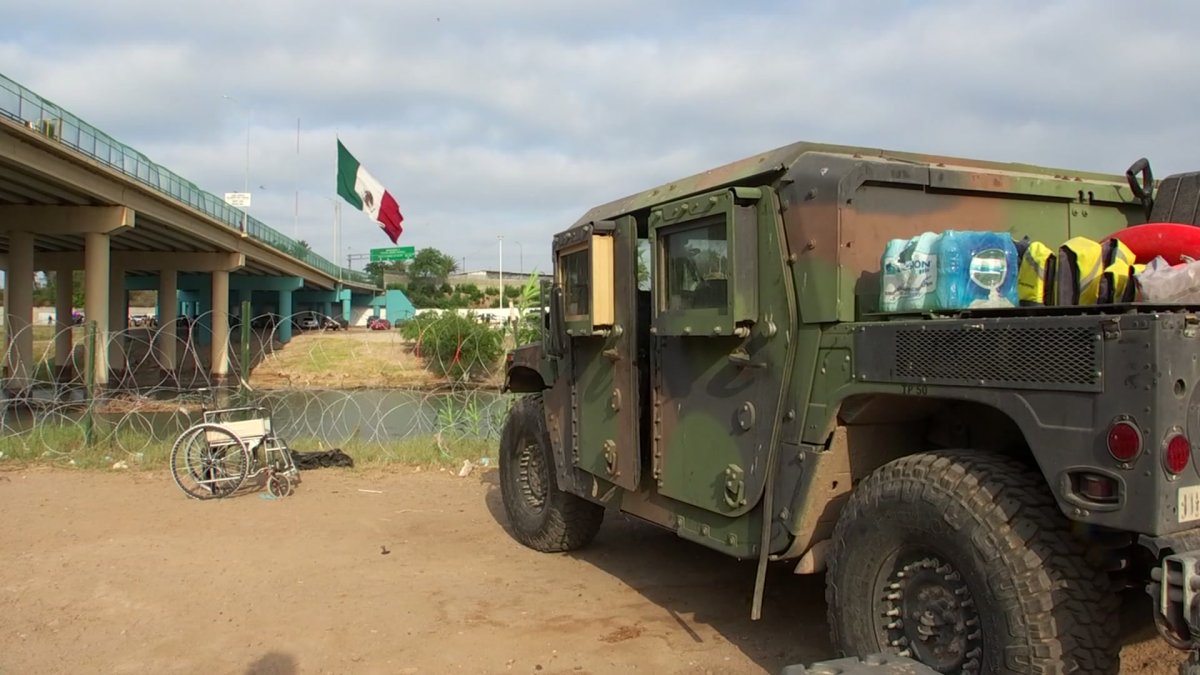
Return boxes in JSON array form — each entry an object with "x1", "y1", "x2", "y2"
[
  {"x1": 222, "y1": 94, "x2": 251, "y2": 233},
  {"x1": 294, "y1": 117, "x2": 300, "y2": 239},
  {"x1": 498, "y1": 235, "x2": 504, "y2": 315}
]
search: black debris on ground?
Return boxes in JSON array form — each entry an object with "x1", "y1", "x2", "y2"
[{"x1": 287, "y1": 448, "x2": 354, "y2": 470}]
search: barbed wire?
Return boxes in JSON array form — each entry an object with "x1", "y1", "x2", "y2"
[{"x1": 0, "y1": 309, "x2": 523, "y2": 463}]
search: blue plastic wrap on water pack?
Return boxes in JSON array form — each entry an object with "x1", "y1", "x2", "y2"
[{"x1": 935, "y1": 231, "x2": 1019, "y2": 309}]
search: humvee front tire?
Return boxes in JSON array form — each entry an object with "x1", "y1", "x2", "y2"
[
  {"x1": 499, "y1": 396, "x2": 603, "y2": 552},
  {"x1": 825, "y1": 450, "x2": 1119, "y2": 674}
]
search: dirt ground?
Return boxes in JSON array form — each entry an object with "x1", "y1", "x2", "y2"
[{"x1": 0, "y1": 467, "x2": 1185, "y2": 675}]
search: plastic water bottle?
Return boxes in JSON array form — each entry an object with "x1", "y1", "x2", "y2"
[
  {"x1": 880, "y1": 239, "x2": 907, "y2": 313},
  {"x1": 899, "y1": 232, "x2": 940, "y2": 312},
  {"x1": 936, "y1": 230, "x2": 967, "y2": 310}
]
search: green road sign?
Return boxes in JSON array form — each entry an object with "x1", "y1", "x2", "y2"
[{"x1": 370, "y1": 246, "x2": 415, "y2": 262}]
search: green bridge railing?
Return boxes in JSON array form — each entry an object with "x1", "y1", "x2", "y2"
[{"x1": 0, "y1": 73, "x2": 374, "y2": 287}]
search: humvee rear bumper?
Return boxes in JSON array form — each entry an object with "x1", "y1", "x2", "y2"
[{"x1": 1152, "y1": 550, "x2": 1200, "y2": 651}]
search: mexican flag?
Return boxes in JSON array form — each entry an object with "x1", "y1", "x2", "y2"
[{"x1": 336, "y1": 140, "x2": 404, "y2": 243}]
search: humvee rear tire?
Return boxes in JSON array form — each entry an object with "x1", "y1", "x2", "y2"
[
  {"x1": 499, "y1": 395, "x2": 603, "y2": 552},
  {"x1": 825, "y1": 450, "x2": 1119, "y2": 674}
]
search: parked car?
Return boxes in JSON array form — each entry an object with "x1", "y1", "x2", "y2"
[
  {"x1": 299, "y1": 316, "x2": 320, "y2": 331},
  {"x1": 320, "y1": 315, "x2": 345, "y2": 331},
  {"x1": 368, "y1": 317, "x2": 390, "y2": 330},
  {"x1": 251, "y1": 314, "x2": 279, "y2": 330}
]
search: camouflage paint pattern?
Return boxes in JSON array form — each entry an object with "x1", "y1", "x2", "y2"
[{"x1": 508, "y1": 138, "x2": 1151, "y2": 559}]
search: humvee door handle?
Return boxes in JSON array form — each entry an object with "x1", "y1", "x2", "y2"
[{"x1": 727, "y1": 349, "x2": 766, "y2": 369}]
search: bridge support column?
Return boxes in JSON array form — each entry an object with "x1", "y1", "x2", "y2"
[
  {"x1": 339, "y1": 289, "x2": 351, "y2": 322},
  {"x1": 194, "y1": 281, "x2": 212, "y2": 347},
  {"x1": 108, "y1": 261, "x2": 127, "y2": 378},
  {"x1": 211, "y1": 270, "x2": 230, "y2": 381},
  {"x1": 5, "y1": 230, "x2": 34, "y2": 388},
  {"x1": 158, "y1": 266, "x2": 177, "y2": 376},
  {"x1": 277, "y1": 290, "x2": 293, "y2": 344},
  {"x1": 84, "y1": 232, "x2": 110, "y2": 391},
  {"x1": 55, "y1": 266, "x2": 74, "y2": 378}
]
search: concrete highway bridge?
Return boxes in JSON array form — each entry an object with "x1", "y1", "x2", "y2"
[{"x1": 0, "y1": 73, "x2": 402, "y2": 389}]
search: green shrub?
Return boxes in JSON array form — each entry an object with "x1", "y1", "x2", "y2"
[{"x1": 401, "y1": 312, "x2": 503, "y2": 381}]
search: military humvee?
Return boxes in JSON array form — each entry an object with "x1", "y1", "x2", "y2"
[{"x1": 497, "y1": 139, "x2": 1200, "y2": 674}]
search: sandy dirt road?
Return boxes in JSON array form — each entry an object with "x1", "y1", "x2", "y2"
[{"x1": 0, "y1": 467, "x2": 1183, "y2": 675}]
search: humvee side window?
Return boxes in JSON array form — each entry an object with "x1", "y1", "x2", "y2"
[
  {"x1": 648, "y1": 187, "x2": 761, "y2": 337},
  {"x1": 662, "y1": 216, "x2": 729, "y2": 312},
  {"x1": 560, "y1": 247, "x2": 590, "y2": 320}
]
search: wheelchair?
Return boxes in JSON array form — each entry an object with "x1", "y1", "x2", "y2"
[{"x1": 169, "y1": 406, "x2": 300, "y2": 500}]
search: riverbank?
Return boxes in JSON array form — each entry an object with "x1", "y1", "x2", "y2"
[
  {"x1": 0, "y1": 425, "x2": 497, "y2": 473},
  {"x1": 26, "y1": 323, "x2": 507, "y2": 392},
  {"x1": 248, "y1": 328, "x2": 483, "y2": 390}
]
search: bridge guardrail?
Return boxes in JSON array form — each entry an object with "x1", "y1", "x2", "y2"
[{"x1": 0, "y1": 73, "x2": 375, "y2": 287}]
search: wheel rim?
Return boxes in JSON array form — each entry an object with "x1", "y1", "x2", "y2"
[
  {"x1": 517, "y1": 436, "x2": 548, "y2": 511},
  {"x1": 877, "y1": 552, "x2": 983, "y2": 673},
  {"x1": 170, "y1": 425, "x2": 249, "y2": 500}
]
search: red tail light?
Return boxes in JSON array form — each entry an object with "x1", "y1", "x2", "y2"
[
  {"x1": 1165, "y1": 433, "x2": 1192, "y2": 475},
  {"x1": 1107, "y1": 420, "x2": 1142, "y2": 462}
]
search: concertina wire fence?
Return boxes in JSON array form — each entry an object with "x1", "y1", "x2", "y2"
[{"x1": 0, "y1": 309, "x2": 520, "y2": 465}]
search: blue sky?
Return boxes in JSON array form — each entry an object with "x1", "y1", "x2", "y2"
[{"x1": 3, "y1": 0, "x2": 1199, "y2": 275}]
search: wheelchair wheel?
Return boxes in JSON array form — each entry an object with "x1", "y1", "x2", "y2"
[
  {"x1": 267, "y1": 473, "x2": 292, "y2": 498},
  {"x1": 170, "y1": 424, "x2": 250, "y2": 500}
]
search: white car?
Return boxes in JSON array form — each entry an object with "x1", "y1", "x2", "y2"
[{"x1": 299, "y1": 316, "x2": 320, "y2": 330}]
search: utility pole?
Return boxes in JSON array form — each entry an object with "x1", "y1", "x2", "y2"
[{"x1": 498, "y1": 235, "x2": 504, "y2": 315}]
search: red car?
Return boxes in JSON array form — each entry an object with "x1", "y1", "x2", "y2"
[{"x1": 368, "y1": 318, "x2": 390, "y2": 330}]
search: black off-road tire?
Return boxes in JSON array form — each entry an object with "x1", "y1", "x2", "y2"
[
  {"x1": 826, "y1": 450, "x2": 1119, "y2": 675},
  {"x1": 498, "y1": 395, "x2": 603, "y2": 552}
]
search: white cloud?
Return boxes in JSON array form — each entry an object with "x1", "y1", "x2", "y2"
[{"x1": 3, "y1": 0, "x2": 1199, "y2": 275}]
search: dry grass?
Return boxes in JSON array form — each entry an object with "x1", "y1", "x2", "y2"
[
  {"x1": 0, "y1": 424, "x2": 496, "y2": 472},
  {"x1": 248, "y1": 329, "x2": 484, "y2": 390}
]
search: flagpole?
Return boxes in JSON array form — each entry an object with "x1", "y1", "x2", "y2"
[{"x1": 333, "y1": 132, "x2": 342, "y2": 282}]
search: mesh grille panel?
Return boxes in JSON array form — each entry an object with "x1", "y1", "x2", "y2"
[{"x1": 893, "y1": 325, "x2": 1099, "y2": 389}]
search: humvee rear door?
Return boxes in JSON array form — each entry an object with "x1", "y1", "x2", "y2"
[{"x1": 553, "y1": 217, "x2": 641, "y2": 491}]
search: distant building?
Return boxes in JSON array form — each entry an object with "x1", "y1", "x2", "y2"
[{"x1": 447, "y1": 270, "x2": 551, "y2": 291}]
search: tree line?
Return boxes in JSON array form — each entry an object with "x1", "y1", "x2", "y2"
[{"x1": 364, "y1": 247, "x2": 524, "y2": 309}]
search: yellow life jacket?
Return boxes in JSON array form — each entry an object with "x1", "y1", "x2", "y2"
[
  {"x1": 1097, "y1": 239, "x2": 1137, "y2": 304},
  {"x1": 1017, "y1": 241, "x2": 1056, "y2": 306},
  {"x1": 1057, "y1": 237, "x2": 1106, "y2": 305}
]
